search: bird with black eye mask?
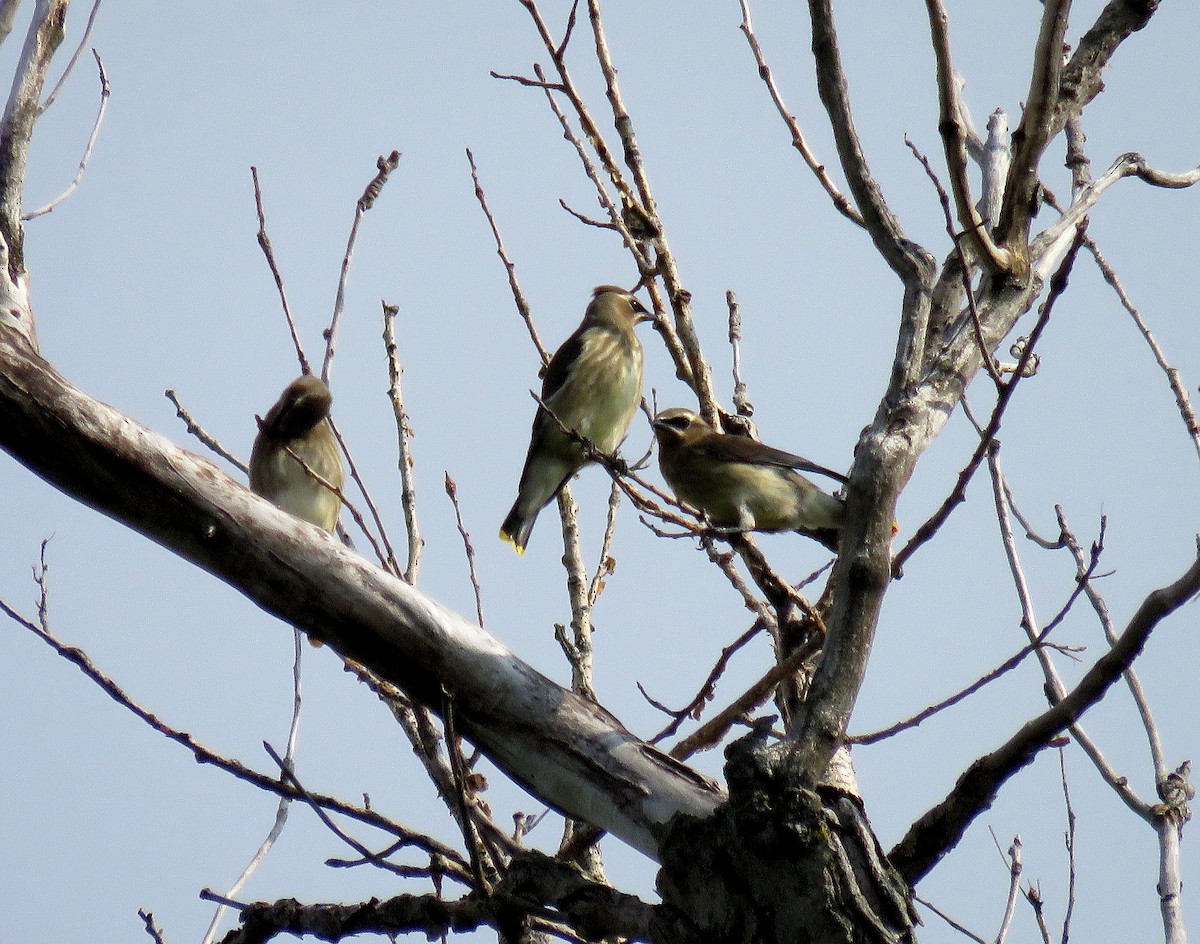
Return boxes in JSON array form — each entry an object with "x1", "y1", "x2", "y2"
[
  {"x1": 652, "y1": 407, "x2": 846, "y2": 551},
  {"x1": 500, "y1": 285, "x2": 653, "y2": 554}
]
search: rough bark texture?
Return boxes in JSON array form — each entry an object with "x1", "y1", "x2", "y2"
[{"x1": 655, "y1": 732, "x2": 917, "y2": 944}]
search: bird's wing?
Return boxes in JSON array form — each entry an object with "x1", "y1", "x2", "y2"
[
  {"x1": 540, "y1": 326, "x2": 587, "y2": 401},
  {"x1": 697, "y1": 434, "x2": 848, "y2": 484}
]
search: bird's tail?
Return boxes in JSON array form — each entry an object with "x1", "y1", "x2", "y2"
[{"x1": 499, "y1": 504, "x2": 535, "y2": 555}]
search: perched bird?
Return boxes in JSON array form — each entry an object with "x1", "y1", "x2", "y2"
[
  {"x1": 250, "y1": 375, "x2": 345, "y2": 534},
  {"x1": 500, "y1": 285, "x2": 652, "y2": 553},
  {"x1": 652, "y1": 407, "x2": 846, "y2": 550}
]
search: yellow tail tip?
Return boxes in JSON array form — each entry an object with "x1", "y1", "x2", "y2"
[{"x1": 498, "y1": 528, "x2": 526, "y2": 555}]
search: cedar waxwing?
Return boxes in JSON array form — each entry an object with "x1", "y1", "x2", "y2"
[
  {"x1": 250, "y1": 375, "x2": 345, "y2": 533},
  {"x1": 500, "y1": 285, "x2": 651, "y2": 553},
  {"x1": 652, "y1": 407, "x2": 846, "y2": 550}
]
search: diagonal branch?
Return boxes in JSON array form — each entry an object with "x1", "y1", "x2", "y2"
[
  {"x1": 807, "y1": 0, "x2": 930, "y2": 286},
  {"x1": 0, "y1": 337, "x2": 724, "y2": 860},
  {"x1": 923, "y1": 0, "x2": 1014, "y2": 274},
  {"x1": 889, "y1": 546, "x2": 1200, "y2": 885}
]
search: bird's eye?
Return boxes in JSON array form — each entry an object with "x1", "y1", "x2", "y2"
[
  {"x1": 666, "y1": 416, "x2": 691, "y2": 430},
  {"x1": 630, "y1": 297, "x2": 649, "y2": 316}
]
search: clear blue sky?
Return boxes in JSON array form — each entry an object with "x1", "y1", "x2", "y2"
[{"x1": 2, "y1": 2, "x2": 1198, "y2": 942}]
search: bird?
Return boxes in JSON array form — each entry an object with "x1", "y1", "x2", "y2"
[
  {"x1": 652, "y1": 407, "x2": 846, "y2": 550},
  {"x1": 500, "y1": 285, "x2": 652, "y2": 554},
  {"x1": 250, "y1": 374, "x2": 345, "y2": 534}
]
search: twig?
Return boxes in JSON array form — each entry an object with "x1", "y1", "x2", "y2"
[
  {"x1": 1058, "y1": 747, "x2": 1077, "y2": 944},
  {"x1": 201, "y1": 631, "x2": 305, "y2": 944},
  {"x1": 850, "y1": 632, "x2": 1084, "y2": 745},
  {"x1": 736, "y1": 0, "x2": 863, "y2": 228},
  {"x1": 1031, "y1": 153, "x2": 1200, "y2": 274},
  {"x1": 1054, "y1": 508, "x2": 1165, "y2": 776},
  {"x1": 250, "y1": 166, "x2": 309, "y2": 375},
  {"x1": 324, "y1": 419, "x2": 401, "y2": 573},
  {"x1": 1083, "y1": 235, "x2": 1200, "y2": 465},
  {"x1": 164, "y1": 388, "x2": 248, "y2": 473},
  {"x1": 647, "y1": 620, "x2": 765, "y2": 744},
  {"x1": 556, "y1": 481, "x2": 596, "y2": 701},
  {"x1": 0, "y1": 583, "x2": 467, "y2": 872},
  {"x1": 322, "y1": 150, "x2": 400, "y2": 385},
  {"x1": 587, "y1": 480, "x2": 621, "y2": 607},
  {"x1": 726, "y1": 290, "x2": 753, "y2": 418},
  {"x1": 669, "y1": 642, "x2": 819, "y2": 760},
  {"x1": 24, "y1": 49, "x2": 108, "y2": 220},
  {"x1": 137, "y1": 909, "x2": 167, "y2": 944},
  {"x1": 530, "y1": 62, "x2": 652, "y2": 274},
  {"x1": 383, "y1": 301, "x2": 423, "y2": 583},
  {"x1": 39, "y1": 0, "x2": 102, "y2": 112},
  {"x1": 442, "y1": 691, "x2": 491, "y2": 893},
  {"x1": 997, "y1": 465, "x2": 1156, "y2": 821},
  {"x1": 905, "y1": 135, "x2": 1001, "y2": 388},
  {"x1": 444, "y1": 473, "x2": 485, "y2": 629},
  {"x1": 913, "y1": 894, "x2": 987, "y2": 944},
  {"x1": 465, "y1": 147, "x2": 547, "y2": 362},
  {"x1": 994, "y1": 836, "x2": 1022, "y2": 944},
  {"x1": 261, "y1": 741, "x2": 425, "y2": 881}
]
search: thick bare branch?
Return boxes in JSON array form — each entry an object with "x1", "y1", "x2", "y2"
[
  {"x1": 890, "y1": 548, "x2": 1200, "y2": 884},
  {"x1": 923, "y1": 0, "x2": 1014, "y2": 274},
  {"x1": 807, "y1": 0, "x2": 932, "y2": 286},
  {"x1": 0, "y1": 337, "x2": 723, "y2": 860}
]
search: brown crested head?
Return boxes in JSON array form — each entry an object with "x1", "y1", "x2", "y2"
[
  {"x1": 589, "y1": 285, "x2": 653, "y2": 328},
  {"x1": 261, "y1": 374, "x2": 333, "y2": 440},
  {"x1": 652, "y1": 407, "x2": 711, "y2": 445}
]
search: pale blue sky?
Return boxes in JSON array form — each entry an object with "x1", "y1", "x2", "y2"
[{"x1": 2, "y1": 2, "x2": 1198, "y2": 942}]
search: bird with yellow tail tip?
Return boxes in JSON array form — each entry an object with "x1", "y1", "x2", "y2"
[
  {"x1": 652, "y1": 407, "x2": 847, "y2": 551},
  {"x1": 500, "y1": 285, "x2": 652, "y2": 554},
  {"x1": 250, "y1": 374, "x2": 345, "y2": 534}
]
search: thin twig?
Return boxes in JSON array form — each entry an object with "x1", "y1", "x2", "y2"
[
  {"x1": 669, "y1": 642, "x2": 820, "y2": 760},
  {"x1": 905, "y1": 135, "x2": 1001, "y2": 388},
  {"x1": 587, "y1": 480, "x2": 622, "y2": 607},
  {"x1": 322, "y1": 150, "x2": 400, "y2": 385},
  {"x1": 444, "y1": 473, "x2": 485, "y2": 629},
  {"x1": 383, "y1": 301, "x2": 423, "y2": 583},
  {"x1": 0, "y1": 583, "x2": 467, "y2": 872},
  {"x1": 737, "y1": 0, "x2": 863, "y2": 227},
  {"x1": 164, "y1": 388, "x2": 248, "y2": 473},
  {"x1": 324, "y1": 419, "x2": 401, "y2": 573},
  {"x1": 442, "y1": 691, "x2": 491, "y2": 893},
  {"x1": 39, "y1": 0, "x2": 102, "y2": 113},
  {"x1": 1083, "y1": 235, "x2": 1200, "y2": 465},
  {"x1": 137, "y1": 909, "x2": 167, "y2": 944},
  {"x1": 1058, "y1": 747, "x2": 1077, "y2": 944},
  {"x1": 24, "y1": 49, "x2": 109, "y2": 220},
  {"x1": 261, "y1": 741, "x2": 427, "y2": 881},
  {"x1": 201, "y1": 631, "x2": 305, "y2": 944},
  {"x1": 726, "y1": 290, "x2": 753, "y2": 418},
  {"x1": 850, "y1": 633, "x2": 1083, "y2": 745},
  {"x1": 647, "y1": 620, "x2": 765, "y2": 744},
  {"x1": 913, "y1": 894, "x2": 987, "y2": 944},
  {"x1": 994, "y1": 836, "x2": 1022, "y2": 944},
  {"x1": 250, "y1": 166, "x2": 309, "y2": 375},
  {"x1": 465, "y1": 147, "x2": 547, "y2": 363}
]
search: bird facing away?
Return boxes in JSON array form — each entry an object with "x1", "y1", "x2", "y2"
[
  {"x1": 500, "y1": 285, "x2": 652, "y2": 554},
  {"x1": 652, "y1": 407, "x2": 846, "y2": 549},
  {"x1": 250, "y1": 375, "x2": 345, "y2": 534}
]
